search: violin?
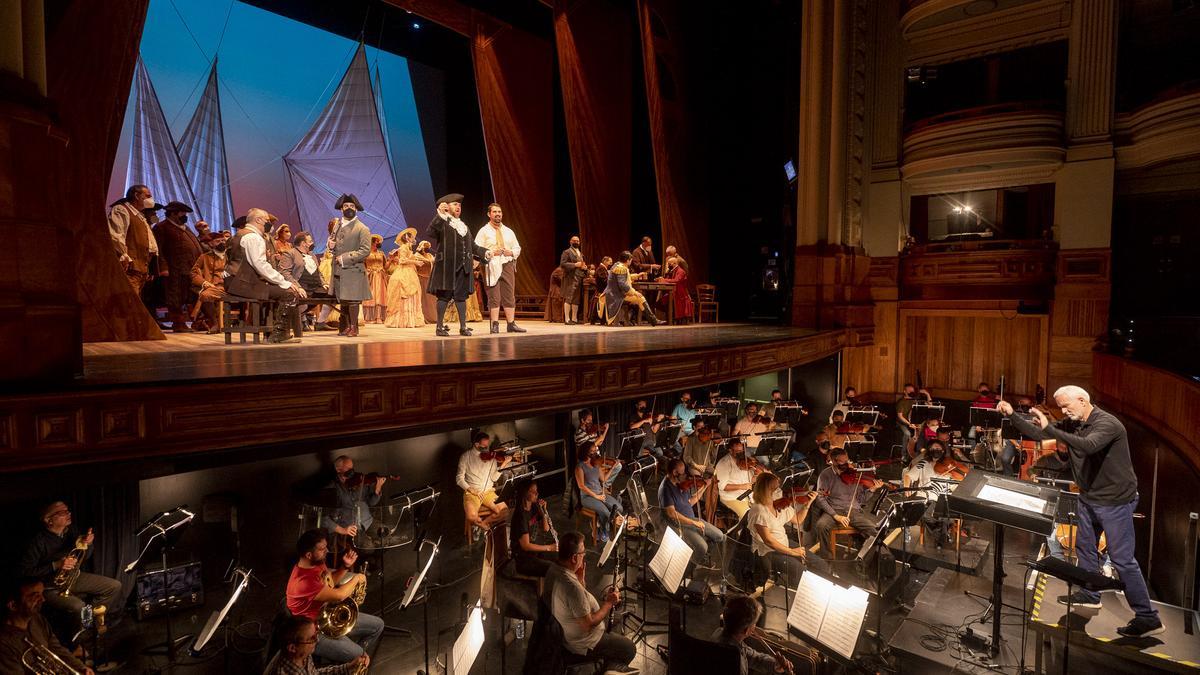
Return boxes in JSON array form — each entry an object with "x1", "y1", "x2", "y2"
[
  {"x1": 677, "y1": 477, "x2": 711, "y2": 492},
  {"x1": 481, "y1": 446, "x2": 527, "y2": 462},
  {"x1": 837, "y1": 461, "x2": 885, "y2": 489},
  {"x1": 772, "y1": 488, "x2": 821, "y2": 511},
  {"x1": 736, "y1": 455, "x2": 764, "y2": 473},
  {"x1": 933, "y1": 457, "x2": 969, "y2": 480}
]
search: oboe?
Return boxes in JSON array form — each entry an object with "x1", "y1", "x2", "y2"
[{"x1": 537, "y1": 500, "x2": 558, "y2": 548}]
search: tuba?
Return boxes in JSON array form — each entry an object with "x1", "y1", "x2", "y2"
[
  {"x1": 52, "y1": 536, "x2": 90, "y2": 597},
  {"x1": 318, "y1": 562, "x2": 368, "y2": 639},
  {"x1": 21, "y1": 636, "x2": 82, "y2": 674}
]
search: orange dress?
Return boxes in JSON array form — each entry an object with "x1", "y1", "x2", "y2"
[{"x1": 364, "y1": 250, "x2": 388, "y2": 310}]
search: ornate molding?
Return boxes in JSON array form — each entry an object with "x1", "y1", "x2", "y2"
[
  {"x1": 0, "y1": 330, "x2": 848, "y2": 474},
  {"x1": 902, "y1": 0, "x2": 1071, "y2": 66},
  {"x1": 1114, "y1": 90, "x2": 1200, "y2": 171},
  {"x1": 900, "y1": 239, "x2": 1058, "y2": 300},
  {"x1": 902, "y1": 108, "x2": 1065, "y2": 194}
]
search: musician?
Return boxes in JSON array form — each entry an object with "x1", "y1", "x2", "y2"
[
  {"x1": 714, "y1": 439, "x2": 759, "y2": 518},
  {"x1": 18, "y1": 501, "x2": 122, "y2": 620},
  {"x1": 1000, "y1": 386, "x2": 1162, "y2": 638},
  {"x1": 683, "y1": 426, "x2": 719, "y2": 477},
  {"x1": 629, "y1": 400, "x2": 669, "y2": 460},
  {"x1": 286, "y1": 529, "x2": 383, "y2": 664},
  {"x1": 998, "y1": 396, "x2": 1037, "y2": 476},
  {"x1": 659, "y1": 459, "x2": 726, "y2": 564},
  {"x1": 543, "y1": 531, "x2": 636, "y2": 670},
  {"x1": 748, "y1": 472, "x2": 830, "y2": 584},
  {"x1": 760, "y1": 390, "x2": 785, "y2": 420},
  {"x1": 575, "y1": 441, "x2": 624, "y2": 544},
  {"x1": 967, "y1": 382, "x2": 998, "y2": 445},
  {"x1": 574, "y1": 409, "x2": 609, "y2": 449},
  {"x1": 812, "y1": 448, "x2": 880, "y2": 559},
  {"x1": 822, "y1": 410, "x2": 856, "y2": 450},
  {"x1": 263, "y1": 614, "x2": 368, "y2": 675},
  {"x1": 711, "y1": 594, "x2": 792, "y2": 675},
  {"x1": 456, "y1": 432, "x2": 512, "y2": 532},
  {"x1": 733, "y1": 402, "x2": 772, "y2": 460},
  {"x1": 894, "y1": 383, "x2": 932, "y2": 458},
  {"x1": 902, "y1": 440, "x2": 959, "y2": 548},
  {"x1": 510, "y1": 480, "x2": 556, "y2": 576},
  {"x1": 673, "y1": 391, "x2": 698, "y2": 435},
  {"x1": 830, "y1": 386, "x2": 858, "y2": 422},
  {"x1": 328, "y1": 456, "x2": 386, "y2": 538},
  {"x1": 0, "y1": 577, "x2": 92, "y2": 674}
]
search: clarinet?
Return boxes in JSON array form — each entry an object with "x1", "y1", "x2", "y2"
[{"x1": 538, "y1": 500, "x2": 558, "y2": 548}]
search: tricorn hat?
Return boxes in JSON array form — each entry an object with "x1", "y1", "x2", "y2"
[
  {"x1": 436, "y1": 193, "x2": 464, "y2": 206},
  {"x1": 334, "y1": 194, "x2": 364, "y2": 211}
]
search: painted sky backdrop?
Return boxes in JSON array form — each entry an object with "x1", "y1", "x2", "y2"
[{"x1": 108, "y1": 0, "x2": 436, "y2": 233}]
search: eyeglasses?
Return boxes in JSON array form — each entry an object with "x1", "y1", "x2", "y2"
[{"x1": 294, "y1": 637, "x2": 319, "y2": 645}]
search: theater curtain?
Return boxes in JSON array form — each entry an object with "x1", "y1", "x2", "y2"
[
  {"x1": 47, "y1": 0, "x2": 163, "y2": 342},
  {"x1": 637, "y1": 0, "x2": 709, "y2": 284},
  {"x1": 554, "y1": 0, "x2": 633, "y2": 265},
  {"x1": 472, "y1": 21, "x2": 555, "y2": 296}
]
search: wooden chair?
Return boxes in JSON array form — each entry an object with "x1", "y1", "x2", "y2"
[
  {"x1": 576, "y1": 507, "x2": 599, "y2": 546},
  {"x1": 695, "y1": 284, "x2": 718, "y2": 323},
  {"x1": 828, "y1": 527, "x2": 861, "y2": 560},
  {"x1": 219, "y1": 295, "x2": 274, "y2": 344}
]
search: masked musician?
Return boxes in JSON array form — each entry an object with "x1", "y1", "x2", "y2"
[
  {"x1": 18, "y1": 502, "x2": 122, "y2": 621},
  {"x1": 748, "y1": 472, "x2": 829, "y2": 586},
  {"x1": 544, "y1": 532, "x2": 635, "y2": 670},
  {"x1": 1000, "y1": 386, "x2": 1162, "y2": 638},
  {"x1": 264, "y1": 615, "x2": 368, "y2": 675},
  {"x1": 575, "y1": 441, "x2": 624, "y2": 544},
  {"x1": 711, "y1": 594, "x2": 793, "y2": 675},
  {"x1": 328, "y1": 456, "x2": 386, "y2": 538},
  {"x1": 672, "y1": 391, "x2": 698, "y2": 435},
  {"x1": 629, "y1": 400, "x2": 669, "y2": 461},
  {"x1": 733, "y1": 402, "x2": 774, "y2": 461},
  {"x1": 902, "y1": 440, "x2": 963, "y2": 548},
  {"x1": 714, "y1": 439, "x2": 760, "y2": 518},
  {"x1": 457, "y1": 432, "x2": 511, "y2": 533},
  {"x1": 760, "y1": 390, "x2": 785, "y2": 421},
  {"x1": 683, "y1": 426, "x2": 719, "y2": 477},
  {"x1": 894, "y1": 383, "x2": 932, "y2": 458},
  {"x1": 659, "y1": 459, "x2": 725, "y2": 565},
  {"x1": 830, "y1": 386, "x2": 858, "y2": 423},
  {"x1": 286, "y1": 529, "x2": 382, "y2": 664},
  {"x1": 811, "y1": 448, "x2": 881, "y2": 559},
  {"x1": 510, "y1": 480, "x2": 557, "y2": 577},
  {"x1": 0, "y1": 577, "x2": 92, "y2": 674},
  {"x1": 573, "y1": 410, "x2": 609, "y2": 449}
]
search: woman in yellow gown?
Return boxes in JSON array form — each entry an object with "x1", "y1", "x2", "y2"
[
  {"x1": 363, "y1": 234, "x2": 389, "y2": 323},
  {"x1": 384, "y1": 228, "x2": 433, "y2": 328}
]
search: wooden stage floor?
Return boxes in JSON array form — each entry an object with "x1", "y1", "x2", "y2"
[{"x1": 80, "y1": 321, "x2": 816, "y2": 386}]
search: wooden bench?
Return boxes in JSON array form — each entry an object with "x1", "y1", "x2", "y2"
[
  {"x1": 219, "y1": 295, "x2": 276, "y2": 345},
  {"x1": 514, "y1": 294, "x2": 547, "y2": 321}
]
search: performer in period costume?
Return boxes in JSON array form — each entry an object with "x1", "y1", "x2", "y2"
[
  {"x1": 190, "y1": 231, "x2": 229, "y2": 333},
  {"x1": 108, "y1": 184, "x2": 160, "y2": 295},
  {"x1": 664, "y1": 245, "x2": 688, "y2": 273},
  {"x1": 384, "y1": 228, "x2": 431, "y2": 328},
  {"x1": 427, "y1": 194, "x2": 491, "y2": 337},
  {"x1": 544, "y1": 267, "x2": 564, "y2": 323},
  {"x1": 315, "y1": 218, "x2": 341, "y2": 331},
  {"x1": 629, "y1": 236, "x2": 660, "y2": 275},
  {"x1": 363, "y1": 234, "x2": 389, "y2": 323},
  {"x1": 445, "y1": 264, "x2": 484, "y2": 324},
  {"x1": 474, "y1": 203, "x2": 525, "y2": 334},
  {"x1": 224, "y1": 209, "x2": 306, "y2": 343},
  {"x1": 414, "y1": 240, "x2": 439, "y2": 324},
  {"x1": 597, "y1": 251, "x2": 660, "y2": 327},
  {"x1": 328, "y1": 195, "x2": 372, "y2": 338},
  {"x1": 655, "y1": 256, "x2": 694, "y2": 322},
  {"x1": 559, "y1": 235, "x2": 587, "y2": 325},
  {"x1": 151, "y1": 201, "x2": 203, "y2": 332},
  {"x1": 280, "y1": 231, "x2": 334, "y2": 329}
]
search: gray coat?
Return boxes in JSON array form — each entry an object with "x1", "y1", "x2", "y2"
[{"x1": 330, "y1": 218, "x2": 372, "y2": 301}]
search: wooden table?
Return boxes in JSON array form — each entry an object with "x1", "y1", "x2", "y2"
[{"x1": 634, "y1": 281, "x2": 676, "y2": 325}]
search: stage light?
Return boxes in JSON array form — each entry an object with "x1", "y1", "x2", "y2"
[
  {"x1": 963, "y1": 205, "x2": 973, "y2": 213},
  {"x1": 412, "y1": 21, "x2": 421, "y2": 29}
]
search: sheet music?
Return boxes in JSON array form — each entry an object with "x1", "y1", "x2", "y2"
[
  {"x1": 648, "y1": 527, "x2": 692, "y2": 593},
  {"x1": 401, "y1": 540, "x2": 439, "y2": 608},
  {"x1": 816, "y1": 584, "x2": 868, "y2": 660},
  {"x1": 599, "y1": 519, "x2": 625, "y2": 567},
  {"x1": 787, "y1": 572, "x2": 833, "y2": 639},
  {"x1": 451, "y1": 602, "x2": 485, "y2": 675}
]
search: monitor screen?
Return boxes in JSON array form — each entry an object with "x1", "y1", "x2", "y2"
[{"x1": 784, "y1": 160, "x2": 797, "y2": 182}]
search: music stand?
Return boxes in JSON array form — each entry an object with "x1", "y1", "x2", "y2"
[
  {"x1": 786, "y1": 570, "x2": 869, "y2": 665},
  {"x1": 755, "y1": 431, "x2": 793, "y2": 468},
  {"x1": 648, "y1": 528, "x2": 694, "y2": 629},
  {"x1": 1028, "y1": 556, "x2": 1124, "y2": 675},
  {"x1": 692, "y1": 408, "x2": 724, "y2": 430},
  {"x1": 845, "y1": 409, "x2": 879, "y2": 428},
  {"x1": 619, "y1": 430, "x2": 647, "y2": 462},
  {"x1": 843, "y1": 438, "x2": 876, "y2": 461},
  {"x1": 711, "y1": 397, "x2": 742, "y2": 421},
  {"x1": 403, "y1": 537, "x2": 441, "y2": 675},
  {"x1": 909, "y1": 403, "x2": 944, "y2": 425},
  {"x1": 654, "y1": 422, "x2": 683, "y2": 451},
  {"x1": 190, "y1": 565, "x2": 262, "y2": 656},
  {"x1": 771, "y1": 402, "x2": 806, "y2": 428},
  {"x1": 969, "y1": 406, "x2": 1003, "y2": 430},
  {"x1": 448, "y1": 600, "x2": 485, "y2": 675},
  {"x1": 125, "y1": 506, "x2": 195, "y2": 666}
]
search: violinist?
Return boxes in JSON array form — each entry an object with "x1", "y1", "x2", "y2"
[
  {"x1": 812, "y1": 448, "x2": 881, "y2": 560},
  {"x1": 822, "y1": 410, "x2": 862, "y2": 450},
  {"x1": 683, "y1": 426, "x2": 719, "y2": 477},
  {"x1": 629, "y1": 399, "x2": 669, "y2": 460},
  {"x1": 456, "y1": 432, "x2": 510, "y2": 533},
  {"x1": 575, "y1": 441, "x2": 624, "y2": 544},
  {"x1": 714, "y1": 439, "x2": 759, "y2": 518},
  {"x1": 574, "y1": 409, "x2": 609, "y2": 448},
  {"x1": 830, "y1": 386, "x2": 858, "y2": 423},
  {"x1": 895, "y1": 383, "x2": 932, "y2": 458},
  {"x1": 330, "y1": 455, "x2": 386, "y2": 537},
  {"x1": 733, "y1": 402, "x2": 773, "y2": 459},
  {"x1": 658, "y1": 459, "x2": 725, "y2": 565},
  {"x1": 748, "y1": 472, "x2": 830, "y2": 584},
  {"x1": 711, "y1": 595, "x2": 794, "y2": 675},
  {"x1": 760, "y1": 389, "x2": 784, "y2": 421},
  {"x1": 902, "y1": 440, "x2": 962, "y2": 548},
  {"x1": 672, "y1": 391, "x2": 698, "y2": 435}
]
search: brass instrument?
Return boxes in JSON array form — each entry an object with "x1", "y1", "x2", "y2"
[
  {"x1": 351, "y1": 655, "x2": 371, "y2": 675},
  {"x1": 318, "y1": 562, "x2": 368, "y2": 639},
  {"x1": 52, "y1": 532, "x2": 91, "y2": 597},
  {"x1": 21, "y1": 636, "x2": 82, "y2": 675}
]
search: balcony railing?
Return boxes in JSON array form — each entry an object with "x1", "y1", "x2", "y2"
[{"x1": 899, "y1": 239, "x2": 1058, "y2": 300}]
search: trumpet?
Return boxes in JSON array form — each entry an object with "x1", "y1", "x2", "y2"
[
  {"x1": 52, "y1": 531, "x2": 91, "y2": 597},
  {"x1": 21, "y1": 636, "x2": 82, "y2": 674}
]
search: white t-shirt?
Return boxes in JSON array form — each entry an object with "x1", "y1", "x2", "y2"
[
  {"x1": 748, "y1": 503, "x2": 796, "y2": 557},
  {"x1": 714, "y1": 454, "x2": 756, "y2": 503},
  {"x1": 455, "y1": 450, "x2": 500, "y2": 494},
  {"x1": 546, "y1": 564, "x2": 603, "y2": 654}
]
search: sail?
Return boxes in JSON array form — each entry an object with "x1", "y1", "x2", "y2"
[
  {"x1": 284, "y1": 44, "x2": 407, "y2": 244},
  {"x1": 177, "y1": 59, "x2": 235, "y2": 231},
  {"x1": 126, "y1": 56, "x2": 199, "y2": 215}
]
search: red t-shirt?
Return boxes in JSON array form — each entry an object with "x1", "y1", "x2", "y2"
[{"x1": 286, "y1": 564, "x2": 327, "y2": 620}]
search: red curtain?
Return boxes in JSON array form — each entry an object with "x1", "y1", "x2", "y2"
[
  {"x1": 637, "y1": 0, "x2": 709, "y2": 284},
  {"x1": 472, "y1": 20, "x2": 556, "y2": 296},
  {"x1": 48, "y1": 0, "x2": 163, "y2": 342},
  {"x1": 554, "y1": 0, "x2": 633, "y2": 265}
]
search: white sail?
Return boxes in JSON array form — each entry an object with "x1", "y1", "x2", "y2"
[
  {"x1": 127, "y1": 55, "x2": 199, "y2": 215},
  {"x1": 177, "y1": 59, "x2": 235, "y2": 231}
]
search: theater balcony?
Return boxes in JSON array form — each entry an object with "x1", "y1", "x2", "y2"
[
  {"x1": 901, "y1": 102, "x2": 1065, "y2": 194},
  {"x1": 899, "y1": 238, "x2": 1058, "y2": 301},
  {"x1": 1114, "y1": 82, "x2": 1200, "y2": 170}
]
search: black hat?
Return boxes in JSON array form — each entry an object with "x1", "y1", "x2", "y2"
[
  {"x1": 231, "y1": 216, "x2": 248, "y2": 230},
  {"x1": 164, "y1": 201, "x2": 193, "y2": 213},
  {"x1": 334, "y1": 194, "x2": 364, "y2": 211},
  {"x1": 437, "y1": 193, "x2": 464, "y2": 206}
]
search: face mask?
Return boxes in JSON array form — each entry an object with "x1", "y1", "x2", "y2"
[
  {"x1": 142, "y1": 198, "x2": 155, "y2": 209},
  {"x1": 342, "y1": 208, "x2": 356, "y2": 219},
  {"x1": 263, "y1": 221, "x2": 274, "y2": 234},
  {"x1": 214, "y1": 242, "x2": 227, "y2": 253},
  {"x1": 178, "y1": 215, "x2": 188, "y2": 224},
  {"x1": 571, "y1": 243, "x2": 580, "y2": 249}
]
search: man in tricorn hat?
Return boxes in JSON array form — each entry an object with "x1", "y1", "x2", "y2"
[
  {"x1": 328, "y1": 194, "x2": 373, "y2": 337},
  {"x1": 427, "y1": 194, "x2": 491, "y2": 337},
  {"x1": 152, "y1": 200, "x2": 204, "y2": 332}
]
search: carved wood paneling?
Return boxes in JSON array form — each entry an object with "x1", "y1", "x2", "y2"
[
  {"x1": 1093, "y1": 353, "x2": 1200, "y2": 475},
  {"x1": 900, "y1": 241, "x2": 1058, "y2": 300},
  {"x1": 0, "y1": 330, "x2": 848, "y2": 473}
]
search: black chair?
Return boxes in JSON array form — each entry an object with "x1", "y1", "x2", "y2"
[
  {"x1": 523, "y1": 599, "x2": 603, "y2": 675},
  {"x1": 667, "y1": 610, "x2": 739, "y2": 674},
  {"x1": 260, "y1": 600, "x2": 293, "y2": 671}
]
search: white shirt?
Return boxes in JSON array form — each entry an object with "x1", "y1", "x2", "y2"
[
  {"x1": 546, "y1": 564, "x2": 603, "y2": 654},
  {"x1": 714, "y1": 454, "x2": 756, "y2": 503},
  {"x1": 456, "y1": 450, "x2": 501, "y2": 493},
  {"x1": 748, "y1": 503, "x2": 796, "y2": 557},
  {"x1": 236, "y1": 230, "x2": 291, "y2": 289},
  {"x1": 303, "y1": 252, "x2": 318, "y2": 275},
  {"x1": 474, "y1": 222, "x2": 521, "y2": 286},
  {"x1": 107, "y1": 202, "x2": 159, "y2": 262},
  {"x1": 904, "y1": 457, "x2": 952, "y2": 501}
]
